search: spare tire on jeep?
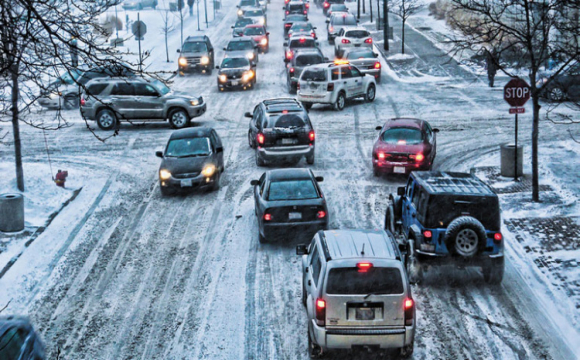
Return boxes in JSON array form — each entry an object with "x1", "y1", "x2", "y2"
[{"x1": 445, "y1": 216, "x2": 487, "y2": 257}]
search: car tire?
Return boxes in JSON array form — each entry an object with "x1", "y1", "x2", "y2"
[
  {"x1": 206, "y1": 68, "x2": 213, "y2": 76},
  {"x1": 248, "y1": 131, "x2": 256, "y2": 148},
  {"x1": 210, "y1": 173, "x2": 220, "y2": 191},
  {"x1": 255, "y1": 151, "x2": 265, "y2": 166},
  {"x1": 301, "y1": 284, "x2": 307, "y2": 307},
  {"x1": 483, "y1": 257, "x2": 504, "y2": 284},
  {"x1": 258, "y1": 229, "x2": 267, "y2": 243},
  {"x1": 445, "y1": 216, "x2": 487, "y2": 258},
  {"x1": 63, "y1": 95, "x2": 78, "y2": 110},
  {"x1": 334, "y1": 91, "x2": 346, "y2": 111},
  {"x1": 399, "y1": 342, "x2": 414, "y2": 358},
  {"x1": 365, "y1": 84, "x2": 376, "y2": 102},
  {"x1": 373, "y1": 166, "x2": 381, "y2": 177},
  {"x1": 376, "y1": 75, "x2": 381, "y2": 84},
  {"x1": 306, "y1": 153, "x2": 315, "y2": 165},
  {"x1": 548, "y1": 86, "x2": 565, "y2": 102},
  {"x1": 160, "y1": 186, "x2": 173, "y2": 196},
  {"x1": 96, "y1": 109, "x2": 117, "y2": 130},
  {"x1": 169, "y1": 108, "x2": 190, "y2": 129},
  {"x1": 406, "y1": 240, "x2": 423, "y2": 284},
  {"x1": 308, "y1": 330, "x2": 325, "y2": 358},
  {"x1": 303, "y1": 102, "x2": 312, "y2": 110},
  {"x1": 385, "y1": 204, "x2": 396, "y2": 235}
]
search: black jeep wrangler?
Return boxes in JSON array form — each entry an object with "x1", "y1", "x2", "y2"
[{"x1": 386, "y1": 171, "x2": 504, "y2": 284}]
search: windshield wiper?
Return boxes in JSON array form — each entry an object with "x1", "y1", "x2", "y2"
[
  {"x1": 363, "y1": 291, "x2": 392, "y2": 299},
  {"x1": 177, "y1": 153, "x2": 209, "y2": 158}
]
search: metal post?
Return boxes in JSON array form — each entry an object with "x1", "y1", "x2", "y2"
[
  {"x1": 514, "y1": 113, "x2": 518, "y2": 181},
  {"x1": 197, "y1": 0, "x2": 201, "y2": 30},
  {"x1": 115, "y1": 5, "x2": 119, "y2": 41},
  {"x1": 370, "y1": 0, "x2": 373, "y2": 22},
  {"x1": 363, "y1": 0, "x2": 365, "y2": 14},
  {"x1": 383, "y1": 0, "x2": 389, "y2": 50},
  {"x1": 204, "y1": 0, "x2": 209, "y2": 27},
  {"x1": 357, "y1": 0, "x2": 360, "y2": 20},
  {"x1": 138, "y1": 12, "x2": 142, "y2": 72}
]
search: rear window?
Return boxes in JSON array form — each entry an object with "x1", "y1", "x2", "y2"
[
  {"x1": 332, "y1": 15, "x2": 357, "y2": 25},
  {"x1": 295, "y1": 55, "x2": 323, "y2": 66},
  {"x1": 382, "y1": 128, "x2": 423, "y2": 145},
  {"x1": 235, "y1": 18, "x2": 254, "y2": 27},
  {"x1": 290, "y1": 39, "x2": 316, "y2": 48},
  {"x1": 290, "y1": 23, "x2": 312, "y2": 32},
  {"x1": 287, "y1": 15, "x2": 307, "y2": 21},
  {"x1": 267, "y1": 180, "x2": 318, "y2": 201},
  {"x1": 345, "y1": 30, "x2": 370, "y2": 38},
  {"x1": 426, "y1": 195, "x2": 500, "y2": 230},
  {"x1": 346, "y1": 50, "x2": 374, "y2": 59},
  {"x1": 266, "y1": 114, "x2": 306, "y2": 128},
  {"x1": 301, "y1": 69, "x2": 327, "y2": 81},
  {"x1": 288, "y1": 4, "x2": 304, "y2": 11},
  {"x1": 326, "y1": 267, "x2": 404, "y2": 295}
]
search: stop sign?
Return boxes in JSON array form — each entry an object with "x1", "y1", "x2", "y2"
[{"x1": 504, "y1": 78, "x2": 531, "y2": 107}]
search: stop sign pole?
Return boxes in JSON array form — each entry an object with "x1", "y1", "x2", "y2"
[{"x1": 504, "y1": 78, "x2": 531, "y2": 181}]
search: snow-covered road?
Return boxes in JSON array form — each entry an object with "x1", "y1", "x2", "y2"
[{"x1": 0, "y1": 0, "x2": 578, "y2": 358}]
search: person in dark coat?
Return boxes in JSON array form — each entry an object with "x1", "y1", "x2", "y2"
[{"x1": 486, "y1": 48, "x2": 498, "y2": 87}]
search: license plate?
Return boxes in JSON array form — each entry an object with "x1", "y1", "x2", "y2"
[
  {"x1": 356, "y1": 307, "x2": 375, "y2": 320},
  {"x1": 231, "y1": 80, "x2": 239, "y2": 86},
  {"x1": 354, "y1": 44, "x2": 361, "y2": 47},
  {"x1": 288, "y1": 212, "x2": 302, "y2": 220},
  {"x1": 420, "y1": 243, "x2": 435, "y2": 252},
  {"x1": 394, "y1": 166, "x2": 406, "y2": 174},
  {"x1": 309, "y1": 83, "x2": 318, "y2": 89},
  {"x1": 282, "y1": 138, "x2": 296, "y2": 145},
  {"x1": 180, "y1": 179, "x2": 193, "y2": 187}
]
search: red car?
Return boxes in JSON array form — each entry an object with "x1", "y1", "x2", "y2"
[
  {"x1": 243, "y1": 25, "x2": 270, "y2": 53},
  {"x1": 372, "y1": 118, "x2": 439, "y2": 176}
]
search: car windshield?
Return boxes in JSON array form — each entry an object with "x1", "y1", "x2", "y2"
[
  {"x1": 346, "y1": 50, "x2": 374, "y2": 59},
  {"x1": 266, "y1": 114, "x2": 306, "y2": 128},
  {"x1": 245, "y1": 10, "x2": 263, "y2": 16},
  {"x1": 382, "y1": 128, "x2": 424, "y2": 145},
  {"x1": 331, "y1": 4, "x2": 347, "y2": 11},
  {"x1": 235, "y1": 18, "x2": 254, "y2": 27},
  {"x1": 165, "y1": 138, "x2": 211, "y2": 157},
  {"x1": 301, "y1": 68, "x2": 327, "y2": 81},
  {"x1": 345, "y1": 30, "x2": 370, "y2": 38},
  {"x1": 182, "y1": 41, "x2": 207, "y2": 52},
  {"x1": 287, "y1": 15, "x2": 307, "y2": 21},
  {"x1": 244, "y1": 27, "x2": 265, "y2": 35},
  {"x1": 290, "y1": 39, "x2": 315, "y2": 48},
  {"x1": 326, "y1": 267, "x2": 404, "y2": 295},
  {"x1": 240, "y1": 0, "x2": 256, "y2": 6},
  {"x1": 332, "y1": 15, "x2": 357, "y2": 25},
  {"x1": 267, "y1": 179, "x2": 319, "y2": 201},
  {"x1": 295, "y1": 54, "x2": 323, "y2": 66},
  {"x1": 152, "y1": 79, "x2": 171, "y2": 95},
  {"x1": 227, "y1": 41, "x2": 254, "y2": 51},
  {"x1": 221, "y1": 57, "x2": 250, "y2": 68},
  {"x1": 290, "y1": 23, "x2": 312, "y2": 32}
]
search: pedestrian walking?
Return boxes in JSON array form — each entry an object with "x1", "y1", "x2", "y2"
[
  {"x1": 485, "y1": 48, "x2": 498, "y2": 87},
  {"x1": 55, "y1": 170, "x2": 68, "y2": 188}
]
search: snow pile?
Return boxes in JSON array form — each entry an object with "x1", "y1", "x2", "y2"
[{"x1": 387, "y1": 53, "x2": 415, "y2": 61}]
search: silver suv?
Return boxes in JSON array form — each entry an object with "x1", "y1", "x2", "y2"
[
  {"x1": 80, "y1": 77, "x2": 206, "y2": 130},
  {"x1": 296, "y1": 229, "x2": 415, "y2": 358}
]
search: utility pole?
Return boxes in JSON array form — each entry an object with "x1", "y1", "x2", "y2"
[
  {"x1": 363, "y1": 0, "x2": 366, "y2": 14},
  {"x1": 370, "y1": 0, "x2": 373, "y2": 22},
  {"x1": 357, "y1": 0, "x2": 361, "y2": 20},
  {"x1": 197, "y1": 0, "x2": 201, "y2": 30},
  {"x1": 383, "y1": 0, "x2": 389, "y2": 51},
  {"x1": 204, "y1": 0, "x2": 209, "y2": 27}
]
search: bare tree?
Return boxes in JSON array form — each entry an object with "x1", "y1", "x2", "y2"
[
  {"x1": 0, "y1": 0, "x2": 161, "y2": 191},
  {"x1": 446, "y1": 0, "x2": 580, "y2": 201},
  {"x1": 159, "y1": 5, "x2": 176, "y2": 62},
  {"x1": 389, "y1": 0, "x2": 423, "y2": 54}
]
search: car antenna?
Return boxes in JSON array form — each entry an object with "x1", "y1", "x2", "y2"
[{"x1": 361, "y1": 243, "x2": 365, "y2": 256}]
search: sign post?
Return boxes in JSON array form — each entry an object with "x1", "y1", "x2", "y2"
[
  {"x1": 132, "y1": 15, "x2": 147, "y2": 72},
  {"x1": 503, "y1": 78, "x2": 531, "y2": 181}
]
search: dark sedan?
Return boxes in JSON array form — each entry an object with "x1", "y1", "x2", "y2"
[
  {"x1": 0, "y1": 316, "x2": 45, "y2": 360},
  {"x1": 283, "y1": 14, "x2": 309, "y2": 38},
  {"x1": 216, "y1": 57, "x2": 257, "y2": 91},
  {"x1": 251, "y1": 169, "x2": 329, "y2": 243},
  {"x1": 156, "y1": 127, "x2": 224, "y2": 195},
  {"x1": 372, "y1": 118, "x2": 439, "y2": 176},
  {"x1": 537, "y1": 61, "x2": 580, "y2": 102}
]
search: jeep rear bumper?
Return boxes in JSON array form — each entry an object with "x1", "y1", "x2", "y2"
[{"x1": 415, "y1": 250, "x2": 504, "y2": 265}]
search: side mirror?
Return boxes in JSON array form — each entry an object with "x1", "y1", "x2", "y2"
[
  {"x1": 244, "y1": 111, "x2": 253, "y2": 118},
  {"x1": 313, "y1": 26, "x2": 317, "y2": 29},
  {"x1": 375, "y1": 125, "x2": 382, "y2": 130},
  {"x1": 251, "y1": 64, "x2": 257, "y2": 68},
  {"x1": 250, "y1": 179, "x2": 259, "y2": 186},
  {"x1": 315, "y1": 176, "x2": 324, "y2": 182},
  {"x1": 296, "y1": 244, "x2": 308, "y2": 255},
  {"x1": 433, "y1": 128, "x2": 440, "y2": 133},
  {"x1": 216, "y1": 146, "x2": 224, "y2": 153},
  {"x1": 223, "y1": 47, "x2": 227, "y2": 51},
  {"x1": 325, "y1": 19, "x2": 329, "y2": 23},
  {"x1": 283, "y1": 42, "x2": 288, "y2": 46},
  {"x1": 397, "y1": 186, "x2": 405, "y2": 196},
  {"x1": 231, "y1": 26, "x2": 235, "y2": 28},
  {"x1": 155, "y1": 151, "x2": 163, "y2": 158},
  {"x1": 324, "y1": 57, "x2": 329, "y2": 61},
  {"x1": 215, "y1": 65, "x2": 220, "y2": 69},
  {"x1": 373, "y1": 53, "x2": 378, "y2": 58},
  {"x1": 284, "y1": 58, "x2": 289, "y2": 63},
  {"x1": 266, "y1": 32, "x2": 270, "y2": 36},
  {"x1": 176, "y1": 49, "x2": 180, "y2": 53}
]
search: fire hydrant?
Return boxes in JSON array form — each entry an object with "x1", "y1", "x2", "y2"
[{"x1": 55, "y1": 170, "x2": 68, "y2": 188}]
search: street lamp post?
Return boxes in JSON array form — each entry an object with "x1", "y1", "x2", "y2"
[{"x1": 383, "y1": 0, "x2": 389, "y2": 51}]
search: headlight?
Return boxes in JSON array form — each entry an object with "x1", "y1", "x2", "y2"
[
  {"x1": 219, "y1": 74, "x2": 227, "y2": 83},
  {"x1": 49, "y1": 92, "x2": 61, "y2": 99},
  {"x1": 237, "y1": 9, "x2": 243, "y2": 16},
  {"x1": 259, "y1": 18, "x2": 265, "y2": 25},
  {"x1": 190, "y1": 99, "x2": 200, "y2": 106},
  {"x1": 178, "y1": 57, "x2": 188, "y2": 66},
  {"x1": 200, "y1": 56, "x2": 209, "y2": 65},
  {"x1": 247, "y1": 52, "x2": 255, "y2": 60},
  {"x1": 159, "y1": 169, "x2": 171, "y2": 180},
  {"x1": 201, "y1": 164, "x2": 216, "y2": 177},
  {"x1": 242, "y1": 70, "x2": 254, "y2": 82},
  {"x1": 260, "y1": 38, "x2": 268, "y2": 46},
  {"x1": 536, "y1": 78, "x2": 548, "y2": 88}
]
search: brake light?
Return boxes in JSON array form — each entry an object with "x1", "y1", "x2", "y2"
[
  {"x1": 285, "y1": 24, "x2": 292, "y2": 28},
  {"x1": 423, "y1": 230, "x2": 432, "y2": 239},
  {"x1": 286, "y1": 10, "x2": 289, "y2": 14},
  {"x1": 323, "y1": 2, "x2": 330, "y2": 7},
  {"x1": 264, "y1": 213, "x2": 272, "y2": 221},
  {"x1": 309, "y1": 130, "x2": 315, "y2": 141},
  {"x1": 305, "y1": 2, "x2": 309, "y2": 8},
  {"x1": 286, "y1": 50, "x2": 293, "y2": 59},
  {"x1": 329, "y1": 26, "x2": 334, "y2": 32},
  {"x1": 257, "y1": 133, "x2": 265, "y2": 145},
  {"x1": 404, "y1": 298, "x2": 414, "y2": 326},
  {"x1": 374, "y1": 61, "x2": 381, "y2": 69},
  {"x1": 80, "y1": 98, "x2": 86, "y2": 106},
  {"x1": 377, "y1": 152, "x2": 385, "y2": 160},
  {"x1": 494, "y1": 233, "x2": 502, "y2": 241},
  {"x1": 297, "y1": 82, "x2": 300, "y2": 90},
  {"x1": 316, "y1": 298, "x2": 326, "y2": 326},
  {"x1": 289, "y1": 67, "x2": 295, "y2": 74},
  {"x1": 416, "y1": 153, "x2": 425, "y2": 162},
  {"x1": 341, "y1": 39, "x2": 351, "y2": 44},
  {"x1": 364, "y1": 38, "x2": 372, "y2": 44},
  {"x1": 304, "y1": 10, "x2": 307, "y2": 14},
  {"x1": 316, "y1": 210, "x2": 326, "y2": 219},
  {"x1": 299, "y1": 37, "x2": 306, "y2": 43},
  {"x1": 357, "y1": 262, "x2": 373, "y2": 272},
  {"x1": 327, "y1": 82, "x2": 334, "y2": 91},
  {"x1": 311, "y1": 32, "x2": 316, "y2": 37}
]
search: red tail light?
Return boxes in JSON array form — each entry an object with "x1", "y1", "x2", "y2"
[
  {"x1": 316, "y1": 299, "x2": 326, "y2": 326},
  {"x1": 257, "y1": 133, "x2": 265, "y2": 145},
  {"x1": 316, "y1": 210, "x2": 325, "y2": 219},
  {"x1": 364, "y1": 38, "x2": 373, "y2": 44},
  {"x1": 357, "y1": 262, "x2": 373, "y2": 272},
  {"x1": 304, "y1": 10, "x2": 307, "y2": 14},
  {"x1": 341, "y1": 39, "x2": 351, "y2": 44},
  {"x1": 309, "y1": 130, "x2": 315, "y2": 142},
  {"x1": 80, "y1": 98, "x2": 86, "y2": 106},
  {"x1": 285, "y1": 24, "x2": 292, "y2": 28},
  {"x1": 289, "y1": 67, "x2": 295, "y2": 73},
  {"x1": 297, "y1": 82, "x2": 300, "y2": 90},
  {"x1": 377, "y1": 152, "x2": 385, "y2": 160},
  {"x1": 374, "y1": 61, "x2": 381, "y2": 69},
  {"x1": 423, "y1": 230, "x2": 432, "y2": 239},
  {"x1": 329, "y1": 26, "x2": 334, "y2": 32},
  {"x1": 404, "y1": 298, "x2": 414, "y2": 326},
  {"x1": 494, "y1": 233, "x2": 502, "y2": 242},
  {"x1": 323, "y1": 2, "x2": 329, "y2": 7},
  {"x1": 327, "y1": 83, "x2": 334, "y2": 91},
  {"x1": 305, "y1": 2, "x2": 309, "y2": 8},
  {"x1": 263, "y1": 213, "x2": 272, "y2": 221},
  {"x1": 311, "y1": 32, "x2": 316, "y2": 37},
  {"x1": 286, "y1": 50, "x2": 293, "y2": 59},
  {"x1": 286, "y1": 10, "x2": 289, "y2": 14}
]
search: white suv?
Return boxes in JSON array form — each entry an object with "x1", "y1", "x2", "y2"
[
  {"x1": 296, "y1": 63, "x2": 376, "y2": 111},
  {"x1": 334, "y1": 27, "x2": 372, "y2": 57}
]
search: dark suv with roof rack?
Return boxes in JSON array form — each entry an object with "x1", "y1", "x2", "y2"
[
  {"x1": 245, "y1": 98, "x2": 316, "y2": 166},
  {"x1": 386, "y1": 171, "x2": 504, "y2": 284}
]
